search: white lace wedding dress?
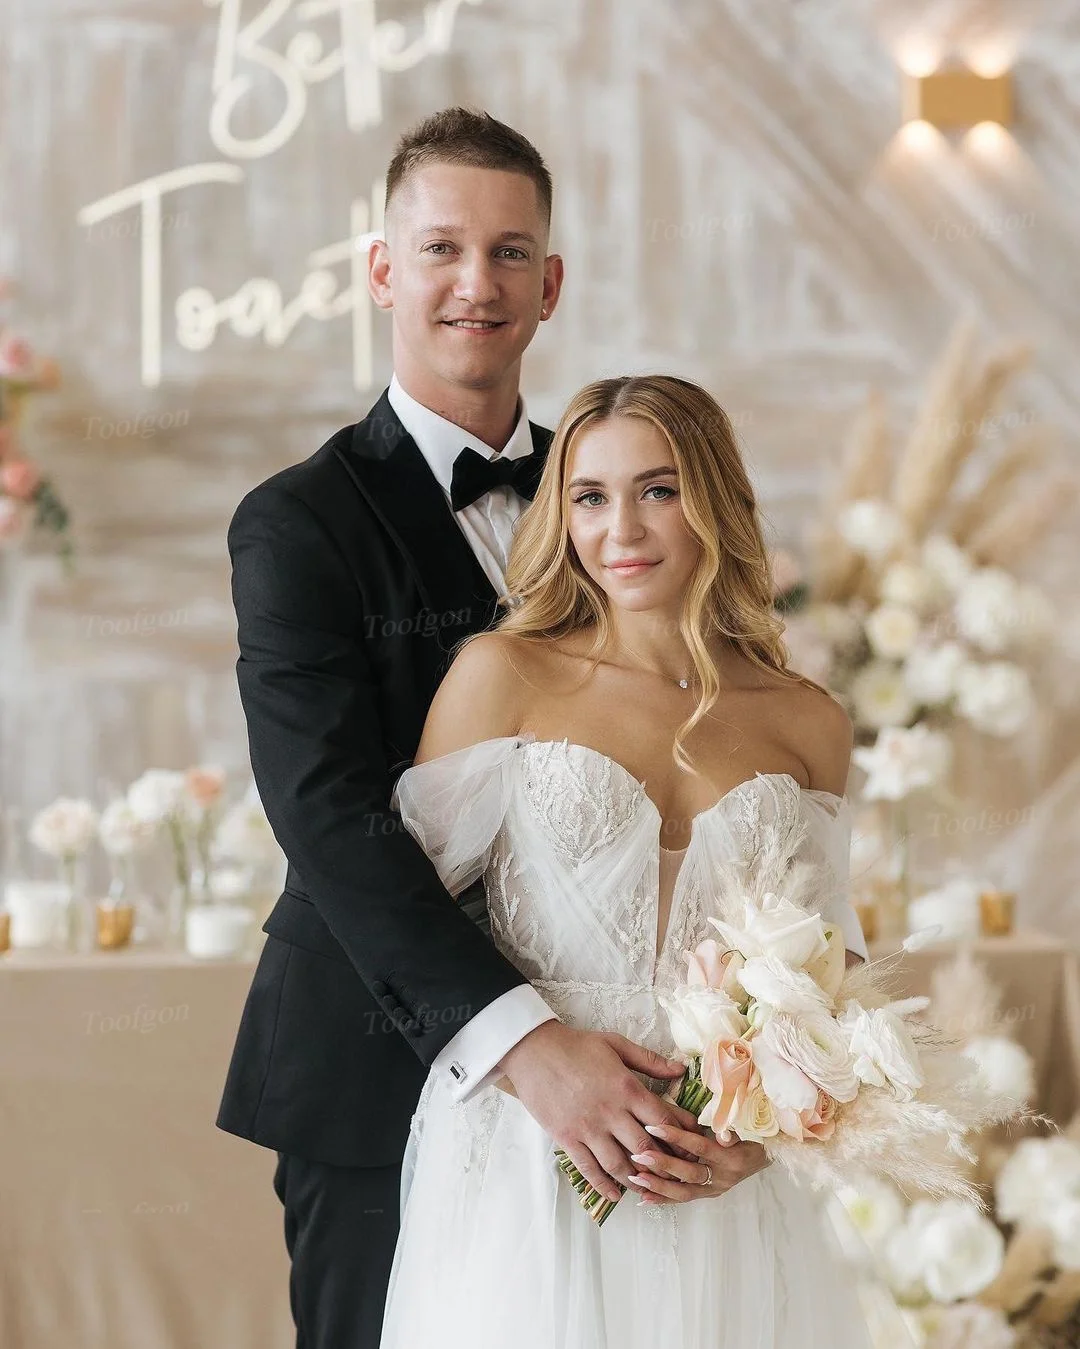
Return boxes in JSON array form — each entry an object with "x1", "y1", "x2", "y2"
[{"x1": 378, "y1": 733, "x2": 872, "y2": 1349}]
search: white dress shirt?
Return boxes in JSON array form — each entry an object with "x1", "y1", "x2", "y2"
[{"x1": 388, "y1": 376, "x2": 559, "y2": 1103}]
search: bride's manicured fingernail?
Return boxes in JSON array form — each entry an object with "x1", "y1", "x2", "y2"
[
  {"x1": 644, "y1": 1124, "x2": 665, "y2": 1136},
  {"x1": 625, "y1": 1173, "x2": 648, "y2": 1187}
]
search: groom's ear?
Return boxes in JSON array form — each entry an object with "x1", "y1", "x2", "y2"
[
  {"x1": 368, "y1": 238, "x2": 394, "y2": 311},
  {"x1": 541, "y1": 253, "x2": 565, "y2": 320}
]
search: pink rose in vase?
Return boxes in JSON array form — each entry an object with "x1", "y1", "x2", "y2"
[
  {"x1": 0, "y1": 457, "x2": 41, "y2": 501},
  {"x1": 0, "y1": 334, "x2": 36, "y2": 379}
]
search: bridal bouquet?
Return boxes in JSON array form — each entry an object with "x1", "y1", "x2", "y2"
[{"x1": 556, "y1": 826, "x2": 1023, "y2": 1228}]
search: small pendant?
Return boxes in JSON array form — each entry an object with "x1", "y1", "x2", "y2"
[{"x1": 678, "y1": 678, "x2": 689, "y2": 689}]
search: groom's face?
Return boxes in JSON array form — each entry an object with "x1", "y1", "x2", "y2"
[{"x1": 370, "y1": 163, "x2": 562, "y2": 399}]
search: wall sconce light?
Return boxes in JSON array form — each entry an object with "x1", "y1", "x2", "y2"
[{"x1": 902, "y1": 66, "x2": 1013, "y2": 130}]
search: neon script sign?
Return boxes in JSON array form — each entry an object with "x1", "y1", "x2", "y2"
[{"x1": 76, "y1": 0, "x2": 483, "y2": 388}]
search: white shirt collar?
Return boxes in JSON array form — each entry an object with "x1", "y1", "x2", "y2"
[{"x1": 387, "y1": 374, "x2": 535, "y2": 499}]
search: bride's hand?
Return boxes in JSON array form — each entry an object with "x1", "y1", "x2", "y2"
[{"x1": 622, "y1": 1122, "x2": 770, "y2": 1205}]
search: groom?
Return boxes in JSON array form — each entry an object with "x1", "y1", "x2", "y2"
[{"x1": 218, "y1": 108, "x2": 736, "y2": 1349}]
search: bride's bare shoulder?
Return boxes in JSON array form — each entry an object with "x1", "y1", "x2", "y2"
[
  {"x1": 774, "y1": 678, "x2": 853, "y2": 796},
  {"x1": 415, "y1": 632, "x2": 532, "y2": 761}
]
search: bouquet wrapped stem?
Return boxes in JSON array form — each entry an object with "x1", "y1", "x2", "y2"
[{"x1": 554, "y1": 1058, "x2": 714, "y2": 1228}]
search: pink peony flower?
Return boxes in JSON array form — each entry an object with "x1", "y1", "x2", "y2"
[
  {"x1": 0, "y1": 457, "x2": 40, "y2": 501},
  {"x1": 0, "y1": 334, "x2": 36, "y2": 379},
  {"x1": 185, "y1": 765, "x2": 227, "y2": 810}
]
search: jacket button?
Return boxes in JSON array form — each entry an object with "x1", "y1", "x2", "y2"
[
  {"x1": 399, "y1": 1016, "x2": 419, "y2": 1033},
  {"x1": 370, "y1": 980, "x2": 388, "y2": 997}
]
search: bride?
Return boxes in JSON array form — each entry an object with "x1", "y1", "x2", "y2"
[{"x1": 378, "y1": 375, "x2": 872, "y2": 1348}]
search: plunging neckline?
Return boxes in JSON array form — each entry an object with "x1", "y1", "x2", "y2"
[{"x1": 516, "y1": 734, "x2": 846, "y2": 982}]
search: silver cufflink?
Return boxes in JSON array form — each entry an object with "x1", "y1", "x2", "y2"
[{"x1": 450, "y1": 1061, "x2": 468, "y2": 1083}]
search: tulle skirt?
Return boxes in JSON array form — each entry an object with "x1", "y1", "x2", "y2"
[{"x1": 378, "y1": 1070, "x2": 873, "y2": 1349}]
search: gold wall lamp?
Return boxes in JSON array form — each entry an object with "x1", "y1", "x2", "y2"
[{"x1": 902, "y1": 66, "x2": 1014, "y2": 130}]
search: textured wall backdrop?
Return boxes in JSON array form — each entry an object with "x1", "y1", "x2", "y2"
[{"x1": 1, "y1": 0, "x2": 1078, "y2": 921}]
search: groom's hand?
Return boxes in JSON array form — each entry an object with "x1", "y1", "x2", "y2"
[
  {"x1": 500, "y1": 1022, "x2": 701, "y2": 1202},
  {"x1": 622, "y1": 1122, "x2": 770, "y2": 1205}
]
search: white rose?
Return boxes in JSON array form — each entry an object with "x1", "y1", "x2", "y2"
[
  {"x1": 963, "y1": 1036, "x2": 1035, "y2": 1105},
  {"x1": 804, "y1": 923, "x2": 847, "y2": 999},
  {"x1": 756, "y1": 1011, "x2": 861, "y2": 1103},
  {"x1": 995, "y1": 1137, "x2": 1080, "y2": 1225},
  {"x1": 907, "y1": 879, "x2": 981, "y2": 943},
  {"x1": 866, "y1": 604, "x2": 922, "y2": 660},
  {"x1": 852, "y1": 724, "x2": 952, "y2": 801},
  {"x1": 954, "y1": 567, "x2": 1024, "y2": 654},
  {"x1": 881, "y1": 560, "x2": 943, "y2": 614},
  {"x1": 921, "y1": 534, "x2": 973, "y2": 595},
  {"x1": 833, "y1": 1175, "x2": 907, "y2": 1250},
  {"x1": 919, "y1": 1301, "x2": 1016, "y2": 1349},
  {"x1": 98, "y1": 798, "x2": 157, "y2": 857},
  {"x1": 903, "y1": 642, "x2": 967, "y2": 706},
  {"x1": 850, "y1": 661, "x2": 917, "y2": 730},
  {"x1": 709, "y1": 893, "x2": 830, "y2": 969},
  {"x1": 1046, "y1": 1195, "x2": 1080, "y2": 1270},
  {"x1": 127, "y1": 769, "x2": 187, "y2": 824},
  {"x1": 838, "y1": 498, "x2": 904, "y2": 560},
  {"x1": 740, "y1": 954, "x2": 833, "y2": 1016},
  {"x1": 896, "y1": 1200, "x2": 1005, "y2": 1303},
  {"x1": 955, "y1": 660, "x2": 1034, "y2": 737},
  {"x1": 839, "y1": 1000, "x2": 924, "y2": 1102},
  {"x1": 29, "y1": 798, "x2": 99, "y2": 858},
  {"x1": 658, "y1": 986, "x2": 749, "y2": 1057}
]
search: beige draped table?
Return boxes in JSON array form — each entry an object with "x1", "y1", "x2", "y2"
[{"x1": 3, "y1": 931, "x2": 1079, "y2": 1349}]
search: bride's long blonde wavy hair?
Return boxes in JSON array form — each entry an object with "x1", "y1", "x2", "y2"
[{"x1": 465, "y1": 375, "x2": 828, "y2": 775}]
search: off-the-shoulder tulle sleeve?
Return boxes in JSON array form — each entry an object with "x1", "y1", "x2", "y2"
[
  {"x1": 798, "y1": 791, "x2": 867, "y2": 958},
  {"x1": 389, "y1": 736, "x2": 520, "y2": 898}
]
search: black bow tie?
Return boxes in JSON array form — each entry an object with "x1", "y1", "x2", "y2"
[{"x1": 449, "y1": 445, "x2": 544, "y2": 512}]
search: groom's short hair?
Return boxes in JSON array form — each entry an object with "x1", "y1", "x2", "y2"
[{"x1": 386, "y1": 107, "x2": 553, "y2": 223}]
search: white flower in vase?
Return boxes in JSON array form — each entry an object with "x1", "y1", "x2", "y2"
[
  {"x1": 127, "y1": 770, "x2": 187, "y2": 825},
  {"x1": 920, "y1": 534, "x2": 973, "y2": 597},
  {"x1": 29, "y1": 798, "x2": 99, "y2": 859},
  {"x1": 99, "y1": 798, "x2": 156, "y2": 857},
  {"x1": 214, "y1": 783, "x2": 281, "y2": 868},
  {"x1": 954, "y1": 567, "x2": 1025, "y2": 654},
  {"x1": 207, "y1": 865, "x2": 252, "y2": 904},
  {"x1": 903, "y1": 642, "x2": 967, "y2": 707},
  {"x1": 962, "y1": 1035, "x2": 1036, "y2": 1105},
  {"x1": 851, "y1": 661, "x2": 918, "y2": 730},
  {"x1": 954, "y1": 660, "x2": 1034, "y2": 736},
  {"x1": 865, "y1": 604, "x2": 922, "y2": 660},
  {"x1": 907, "y1": 879, "x2": 981, "y2": 944},
  {"x1": 852, "y1": 724, "x2": 952, "y2": 801},
  {"x1": 837, "y1": 498, "x2": 904, "y2": 560}
]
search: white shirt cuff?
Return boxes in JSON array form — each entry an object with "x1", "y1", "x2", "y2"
[
  {"x1": 833, "y1": 901, "x2": 869, "y2": 961},
  {"x1": 433, "y1": 983, "x2": 558, "y2": 1104}
]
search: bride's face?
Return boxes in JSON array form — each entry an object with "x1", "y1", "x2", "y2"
[{"x1": 564, "y1": 415, "x2": 701, "y2": 614}]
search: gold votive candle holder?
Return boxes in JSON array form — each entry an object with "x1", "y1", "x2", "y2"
[
  {"x1": 853, "y1": 900, "x2": 879, "y2": 945},
  {"x1": 96, "y1": 903, "x2": 135, "y2": 950},
  {"x1": 0, "y1": 911, "x2": 9, "y2": 953},
  {"x1": 979, "y1": 889, "x2": 1015, "y2": 937}
]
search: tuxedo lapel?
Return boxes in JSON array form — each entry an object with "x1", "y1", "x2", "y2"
[{"x1": 332, "y1": 392, "x2": 502, "y2": 637}]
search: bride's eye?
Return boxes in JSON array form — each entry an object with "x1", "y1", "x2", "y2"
[
  {"x1": 572, "y1": 491, "x2": 604, "y2": 507},
  {"x1": 645, "y1": 485, "x2": 677, "y2": 501}
]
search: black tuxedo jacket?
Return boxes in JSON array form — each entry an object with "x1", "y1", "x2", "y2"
[{"x1": 216, "y1": 391, "x2": 553, "y2": 1169}]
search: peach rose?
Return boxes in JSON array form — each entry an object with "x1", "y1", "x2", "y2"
[
  {"x1": 0, "y1": 457, "x2": 40, "y2": 501},
  {"x1": 686, "y1": 939, "x2": 746, "y2": 999},
  {"x1": 776, "y1": 1090, "x2": 838, "y2": 1142},
  {"x1": 726, "y1": 1071, "x2": 780, "y2": 1143},
  {"x1": 185, "y1": 765, "x2": 227, "y2": 810},
  {"x1": 0, "y1": 334, "x2": 35, "y2": 379},
  {"x1": 699, "y1": 1037, "x2": 754, "y2": 1134}
]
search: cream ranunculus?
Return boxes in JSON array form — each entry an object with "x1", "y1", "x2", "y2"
[
  {"x1": 995, "y1": 1136, "x2": 1080, "y2": 1226},
  {"x1": 833, "y1": 1175, "x2": 907, "y2": 1251},
  {"x1": 29, "y1": 798, "x2": 99, "y2": 859},
  {"x1": 850, "y1": 661, "x2": 918, "y2": 731},
  {"x1": 740, "y1": 954, "x2": 833, "y2": 1016},
  {"x1": 954, "y1": 660, "x2": 1034, "y2": 737},
  {"x1": 658, "y1": 985, "x2": 749, "y2": 1057},
  {"x1": 757, "y1": 1011, "x2": 861, "y2": 1103},
  {"x1": 751, "y1": 1034, "x2": 819, "y2": 1112},
  {"x1": 902, "y1": 641, "x2": 967, "y2": 706},
  {"x1": 839, "y1": 1000, "x2": 924, "y2": 1102},
  {"x1": 865, "y1": 604, "x2": 922, "y2": 660},
  {"x1": 708, "y1": 893, "x2": 830, "y2": 969}
]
